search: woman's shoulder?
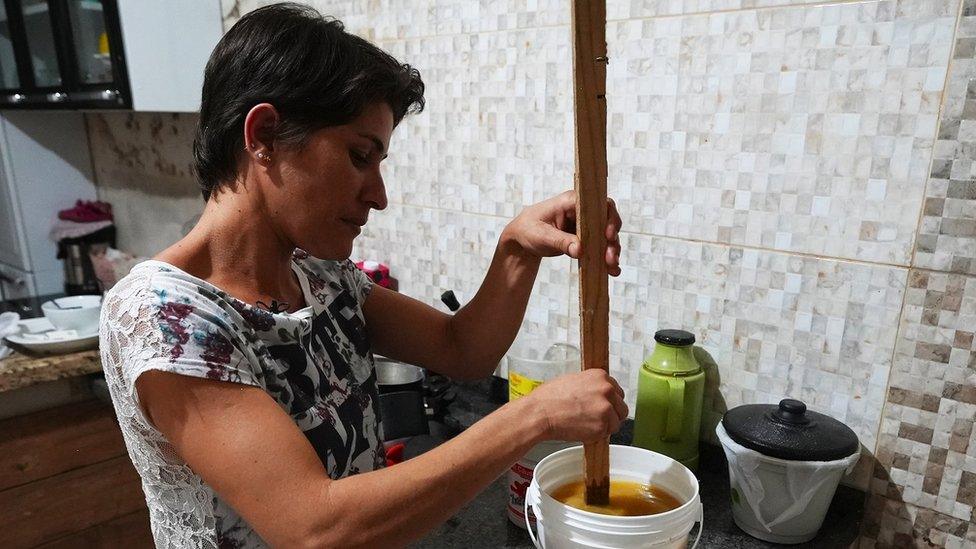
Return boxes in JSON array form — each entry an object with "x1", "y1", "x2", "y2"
[
  {"x1": 102, "y1": 260, "x2": 232, "y2": 322},
  {"x1": 102, "y1": 260, "x2": 168, "y2": 309},
  {"x1": 107, "y1": 259, "x2": 205, "y2": 297}
]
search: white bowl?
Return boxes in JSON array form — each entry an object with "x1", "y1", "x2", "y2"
[{"x1": 41, "y1": 295, "x2": 102, "y2": 334}]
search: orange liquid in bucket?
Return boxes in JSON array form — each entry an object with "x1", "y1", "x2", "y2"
[{"x1": 550, "y1": 479, "x2": 682, "y2": 516}]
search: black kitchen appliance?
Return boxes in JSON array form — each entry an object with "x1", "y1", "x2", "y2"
[{"x1": 57, "y1": 224, "x2": 114, "y2": 295}]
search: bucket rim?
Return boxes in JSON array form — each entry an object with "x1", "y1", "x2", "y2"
[{"x1": 533, "y1": 444, "x2": 702, "y2": 522}]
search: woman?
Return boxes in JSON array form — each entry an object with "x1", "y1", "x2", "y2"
[{"x1": 100, "y1": 4, "x2": 626, "y2": 548}]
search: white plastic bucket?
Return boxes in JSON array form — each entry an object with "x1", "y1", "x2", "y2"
[
  {"x1": 509, "y1": 440, "x2": 578, "y2": 528},
  {"x1": 715, "y1": 423, "x2": 859, "y2": 544},
  {"x1": 525, "y1": 445, "x2": 703, "y2": 548}
]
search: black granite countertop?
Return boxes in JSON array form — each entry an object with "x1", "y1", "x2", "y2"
[
  {"x1": 409, "y1": 379, "x2": 865, "y2": 548},
  {"x1": 0, "y1": 292, "x2": 64, "y2": 318}
]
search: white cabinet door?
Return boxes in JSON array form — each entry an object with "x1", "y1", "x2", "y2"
[
  {"x1": 0, "y1": 156, "x2": 26, "y2": 270},
  {"x1": 117, "y1": 0, "x2": 222, "y2": 112},
  {"x1": 0, "y1": 262, "x2": 34, "y2": 300}
]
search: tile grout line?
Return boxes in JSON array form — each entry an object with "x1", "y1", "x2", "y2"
[
  {"x1": 397, "y1": 200, "x2": 891, "y2": 265},
  {"x1": 606, "y1": 0, "x2": 879, "y2": 24},
  {"x1": 370, "y1": 0, "x2": 876, "y2": 44},
  {"x1": 385, "y1": 200, "x2": 512, "y2": 221},
  {"x1": 620, "y1": 232, "x2": 914, "y2": 270},
  {"x1": 907, "y1": 0, "x2": 965, "y2": 271},
  {"x1": 374, "y1": 21, "x2": 569, "y2": 44},
  {"x1": 388, "y1": 199, "x2": 976, "y2": 278},
  {"x1": 639, "y1": 236, "x2": 975, "y2": 279},
  {"x1": 865, "y1": 0, "x2": 970, "y2": 491}
]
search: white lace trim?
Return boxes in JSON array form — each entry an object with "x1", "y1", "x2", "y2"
[{"x1": 101, "y1": 270, "x2": 222, "y2": 549}]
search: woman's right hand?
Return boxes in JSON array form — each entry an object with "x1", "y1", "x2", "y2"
[{"x1": 523, "y1": 369, "x2": 629, "y2": 443}]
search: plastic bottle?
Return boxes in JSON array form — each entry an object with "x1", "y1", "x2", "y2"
[{"x1": 504, "y1": 337, "x2": 580, "y2": 528}]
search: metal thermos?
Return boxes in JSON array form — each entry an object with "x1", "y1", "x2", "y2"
[
  {"x1": 62, "y1": 243, "x2": 100, "y2": 295},
  {"x1": 632, "y1": 329, "x2": 706, "y2": 471}
]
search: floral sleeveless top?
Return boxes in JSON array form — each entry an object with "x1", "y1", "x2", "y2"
[{"x1": 100, "y1": 251, "x2": 382, "y2": 548}]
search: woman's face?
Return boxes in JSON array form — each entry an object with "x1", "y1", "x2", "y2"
[{"x1": 269, "y1": 101, "x2": 393, "y2": 260}]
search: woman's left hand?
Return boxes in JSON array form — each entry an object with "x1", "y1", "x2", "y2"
[{"x1": 502, "y1": 190, "x2": 622, "y2": 276}]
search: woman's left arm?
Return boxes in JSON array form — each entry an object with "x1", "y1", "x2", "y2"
[{"x1": 364, "y1": 190, "x2": 621, "y2": 379}]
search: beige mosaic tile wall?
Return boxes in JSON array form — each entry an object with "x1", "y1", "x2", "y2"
[{"x1": 85, "y1": 1, "x2": 974, "y2": 546}]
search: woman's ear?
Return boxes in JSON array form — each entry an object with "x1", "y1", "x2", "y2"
[{"x1": 243, "y1": 103, "x2": 279, "y2": 165}]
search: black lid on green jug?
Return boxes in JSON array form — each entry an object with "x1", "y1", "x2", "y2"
[
  {"x1": 654, "y1": 329, "x2": 695, "y2": 346},
  {"x1": 722, "y1": 399, "x2": 859, "y2": 461}
]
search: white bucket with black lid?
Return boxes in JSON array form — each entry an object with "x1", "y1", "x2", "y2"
[{"x1": 717, "y1": 399, "x2": 860, "y2": 544}]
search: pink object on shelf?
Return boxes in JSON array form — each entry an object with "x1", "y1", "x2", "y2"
[
  {"x1": 57, "y1": 200, "x2": 113, "y2": 223},
  {"x1": 356, "y1": 260, "x2": 396, "y2": 290}
]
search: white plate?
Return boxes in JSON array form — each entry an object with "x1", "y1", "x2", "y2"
[{"x1": 4, "y1": 317, "x2": 99, "y2": 355}]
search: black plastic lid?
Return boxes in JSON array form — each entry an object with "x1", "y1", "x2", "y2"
[
  {"x1": 722, "y1": 399, "x2": 859, "y2": 461},
  {"x1": 654, "y1": 329, "x2": 695, "y2": 346}
]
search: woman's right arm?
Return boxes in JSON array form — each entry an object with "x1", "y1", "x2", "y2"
[{"x1": 136, "y1": 367, "x2": 627, "y2": 548}]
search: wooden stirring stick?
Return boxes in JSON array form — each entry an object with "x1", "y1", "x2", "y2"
[{"x1": 571, "y1": 0, "x2": 610, "y2": 506}]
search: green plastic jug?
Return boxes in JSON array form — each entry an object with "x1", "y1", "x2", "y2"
[{"x1": 632, "y1": 329, "x2": 705, "y2": 471}]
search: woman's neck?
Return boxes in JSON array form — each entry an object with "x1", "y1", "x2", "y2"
[{"x1": 155, "y1": 187, "x2": 306, "y2": 311}]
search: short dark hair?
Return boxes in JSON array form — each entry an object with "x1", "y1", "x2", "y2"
[{"x1": 193, "y1": 3, "x2": 425, "y2": 200}]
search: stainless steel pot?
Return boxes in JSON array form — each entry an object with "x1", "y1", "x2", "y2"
[{"x1": 375, "y1": 357, "x2": 424, "y2": 393}]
